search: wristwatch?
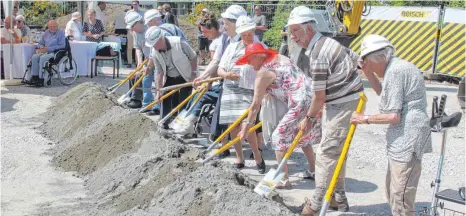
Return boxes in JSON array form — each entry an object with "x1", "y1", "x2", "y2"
[
  {"x1": 364, "y1": 115, "x2": 370, "y2": 124},
  {"x1": 306, "y1": 115, "x2": 316, "y2": 124},
  {"x1": 243, "y1": 120, "x2": 255, "y2": 126}
]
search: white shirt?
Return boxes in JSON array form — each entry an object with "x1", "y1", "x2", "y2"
[
  {"x1": 65, "y1": 20, "x2": 84, "y2": 41},
  {"x1": 0, "y1": 28, "x2": 21, "y2": 42},
  {"x1": 88, "y1": 2, "x2": 106, "y2": 28}
]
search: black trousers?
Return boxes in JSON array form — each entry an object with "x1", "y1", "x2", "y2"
[{"x1": 161, "y1": 76, "x2": 192, "y2": 121}]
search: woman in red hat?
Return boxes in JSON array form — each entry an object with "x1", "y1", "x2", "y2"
[{"x1": 237, "y1": 42, "x2": 322, "y2": 188}]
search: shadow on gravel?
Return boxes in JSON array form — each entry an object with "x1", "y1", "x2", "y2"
[
  {"x1": 347, "y1": 201, "x2": 431, "y2": 215},
  {"x1": 426, "y1": 86, "x2": 458, "y2": 93},
  {"x1": 345, "y1": 178, "x2": 378, "y2": 193},
  {"x1": 1, "y1": 97, "x2": 18, "y2": 113}
]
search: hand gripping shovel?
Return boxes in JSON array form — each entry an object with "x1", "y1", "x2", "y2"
[
  {"x1": 254, "y1": 130, "x2": 304, "y2": 198},
  {"x1": 158, "y1": 77, "x2": 223, "y2": 92},
  {"x1": 157, "y1": 85, "x2": 207, "y2": 127},
  {"x1": 138, "y1": 88, "x2": 181, "y2": 113},
  {"x1": 203, "y1": 109, "x2": 250, "y2": 153},
  {"x1": 117, "y1": 73, "x2": 146, "y2": 105},
  {"x1": 319, "y1": 92, "x2": 367, "y2": 216},
  {"x1": 107, "y1": 59, "x2": 148, "y2": 94},
  {"x1": 202, "y1": 122, "x2": 262, "y2": 164}
]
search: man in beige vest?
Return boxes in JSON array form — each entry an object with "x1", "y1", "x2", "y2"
[{"x1": 144, "y1": 26, "x2": 198, "y2": 129}]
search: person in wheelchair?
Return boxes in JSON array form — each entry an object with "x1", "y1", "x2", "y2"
[
  {"x1": 350, "y1": 35, "x2": 432, "y2": 216},
  {"x1": 26, "y1": 20, "x2": 65, "y2": 87}
]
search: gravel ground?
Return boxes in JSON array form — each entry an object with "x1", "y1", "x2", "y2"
[{"x1": 1, "y1": 68, "x2": 465, "y2": 215}]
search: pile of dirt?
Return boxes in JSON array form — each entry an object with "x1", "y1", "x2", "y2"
[{"x1": 42, "y1": 82, "x2": 297, "y2": 215}]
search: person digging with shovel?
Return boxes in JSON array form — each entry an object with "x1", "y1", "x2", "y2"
[
  {"x1": 237, "y1": 42, "x2": 322, "y2": 189},
  {"x1": 124, "y1": 11, "x2": 153, "y2": 110},
  {"x1": 144, "y1": 26, "x2": 198, "y2": 129},
  {"x1": 286, "y1": 6, "x2": 364, "y2": 215}
]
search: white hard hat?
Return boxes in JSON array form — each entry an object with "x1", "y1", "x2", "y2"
[
  {"x1": 145, "y1": 26, "x2": 163, "y2": 47},
  {"x1": 144, "y1": 9, "x2": 162, "y2": 25},
  {"x1": 71, "y1": 12, "x2": 81, "y2": 21},
  {"x1": 15, "y1": 15, "x2": 26, "y2": 22},
  {"x1": 360, "y1": 35, "x2": 394, "y2": 59},
  {"x1": 235, "y1": 16, "x2": 255, "y2": 34},
  {"x1": 202, "y1": 8, "x2": 209, "y2": 13},
  {"x1": 286, "y1": 6, "x2": 318, "y2": 27},
  {"x1": 125, "y1": 11, "x2": 143, "y2": 29},
  {"x1": 221, "y1": 5, "x2": 247, "y2": 20}
]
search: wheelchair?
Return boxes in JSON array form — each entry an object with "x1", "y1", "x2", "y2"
[{"x1": 22, "y1": 36, "x2": 78, "y2": 87}]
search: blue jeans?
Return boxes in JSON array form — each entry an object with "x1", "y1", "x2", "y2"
[
  {"x1": 142, "y1": 69, "x2": 159, "y2": 111},
  {"x1": 185, "y1": 84, "x2": 221, "y2": 117},
  {"x1": 31, "y1": 53, "x2": 54, "y2": 79}
]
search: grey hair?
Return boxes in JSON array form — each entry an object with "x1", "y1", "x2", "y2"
[
  {"x1": 300, "y1": 21, "x2": 318, "y2": 34},
  {"x1": 366, "y1": 46, "x2": 395, "y2": 63}
]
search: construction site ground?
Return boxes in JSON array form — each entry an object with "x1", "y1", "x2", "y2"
[{"x1": 1, "y1": 66, "x2": 465, "y2": 215}]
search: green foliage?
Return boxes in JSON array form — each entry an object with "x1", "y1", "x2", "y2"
[
  {"x1": 262, "y1": 1, "x2": 293, "y2": 50},
  {"x1": 23, "y1": 1, "x2": 64, "y2": 28},
  {"x1": 181, "y1": 1, "x2": 223, "y2": 25}
]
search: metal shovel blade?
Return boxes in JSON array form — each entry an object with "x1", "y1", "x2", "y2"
[{"x1": 254, "y1": 168, "x2": 285, "y2": 198}]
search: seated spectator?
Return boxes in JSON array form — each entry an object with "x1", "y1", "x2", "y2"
[
  {"x1": 65, "y1": 12, "x2": 84, "y2": 41},
  {"x1": 15, "y1": 15, "x2": 31, "y2": 43},
  {"x1": 26, "y1": 20, "x2": 65, "y2": 87},
  {"x1": 1, "y1": 16, "x2": 21, "y2": 44}
]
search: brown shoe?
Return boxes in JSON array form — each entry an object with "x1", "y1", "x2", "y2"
[
  {"x1": 301, "y1": 198, "x2": 319, "y2": 216},
  {"x1": 330, "y1": 196, "x2": 349, "y2": 212}
]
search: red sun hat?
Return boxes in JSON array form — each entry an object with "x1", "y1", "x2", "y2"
[{"x1": 236, "y1": 42, "x2": 278, "y2": 65}]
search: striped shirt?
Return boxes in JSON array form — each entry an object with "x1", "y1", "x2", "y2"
[{"x1": 305, "y1": 33, "x2": 363, "y2": 102}]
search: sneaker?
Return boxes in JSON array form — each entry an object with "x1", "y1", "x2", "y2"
[
  {"x1": 301, "y1": 198, "x2": 319, "y2": 216},
  {"x1": 145, "y1": 109, "x2": 159, "y2": 116},
  {"x1": 127, "y1": 99, "x2": 142, "y2": 109},
  {"x1": 330, "y1": 195, "x2": 349, "y2": 212},
  {"x1": 303, "y1": 170, "x2": 315, "y2": 180}
]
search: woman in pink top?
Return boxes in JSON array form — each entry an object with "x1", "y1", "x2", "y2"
[{"x1": 237, "y1": 42, "x2": 322, "y2": 188}]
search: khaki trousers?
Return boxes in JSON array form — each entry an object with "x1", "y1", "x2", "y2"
[
  {"x1": 386, "y1": 156, "x2": 422, "y2": 216},
  {"x1": 311, "y1": 99, "x2": 359, "y2": 210}
]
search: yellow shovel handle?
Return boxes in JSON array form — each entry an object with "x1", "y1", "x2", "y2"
[
  {"x1": 215, "y1": 122, "x2": 262, "y2": 155},
  {"x1": 141, "y1": 88, "x2": 180, "y2": 110},
  {"x1": 129, "y1": 73, "x2": 145, "y2": 91},
  {"x1": 166, "y1": 86, "x2": 205, "y2": 117},
  {"x1": 283, "y1": 130, "x2": 304, "y2": 160},
  {"x1": 214, "y1": 109, "x2": 250, "y2": 143},
  {"x1": 118, "y1": 59, "x2": 148, "y2": 85},
  {"x1": 190, "y1": 84, "x2": 208, "y2": 108},
  {"x1": 324, "y1": 92, "x2": 367, "y2": 202}
]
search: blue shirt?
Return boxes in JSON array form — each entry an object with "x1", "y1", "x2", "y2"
[
  {"x1": 159, "y1": 23, "x2": 187, "y2": 41},
  {"x1": 39, "y1": 30, "x2": 66, "y2": 52}
]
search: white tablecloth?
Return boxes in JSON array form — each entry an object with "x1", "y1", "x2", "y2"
[
  {"x1": 70, "y1": 41, "x2": 98, "y2": 76},
  {"x1": 1, "y1": 43, "x2": 37, "y2": 79}
]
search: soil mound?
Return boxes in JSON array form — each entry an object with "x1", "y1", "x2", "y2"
[{"x1": 42, "y1": 82, "x2": 297, "y2": 215}]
